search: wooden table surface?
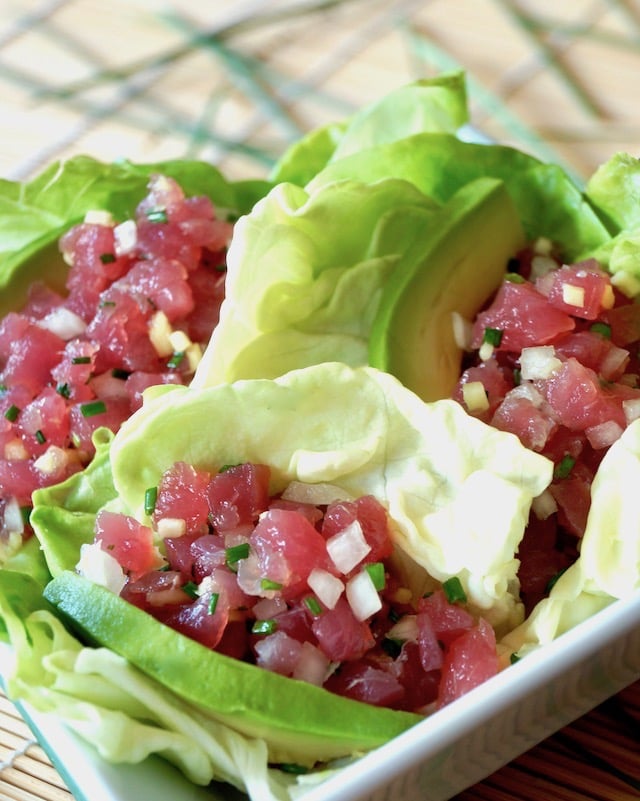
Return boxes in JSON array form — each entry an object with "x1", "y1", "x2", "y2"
[{"x1": 1, "y1": 2, "x2": 639, "y2": 800}]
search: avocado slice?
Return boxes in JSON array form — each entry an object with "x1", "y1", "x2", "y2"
[
  {"x1": 369, "y1": 176, "x2": 525, "y2": 401},
  {"x1": 43, "y1": 571, "x2": 421, "y2": 767}
]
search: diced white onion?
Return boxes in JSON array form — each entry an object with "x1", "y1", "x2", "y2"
[
  {"x1": 461, "y1": 381, "x2": 489, "y2": 412},
  {"x1": 623, "y1": 397, "x2": 640, "y2": 424},
  {"x1": 531, "y1": 489, "x2": 558, "y2": 520},
  {"x1": 76, "y1": 542, "x2": 127, "y2": 594},
  {"x1": 326, "y1": 520, "x2": 371, "y2": 574},
  {"x1": 4, "y1": 438, "x2": 28, "y2": 460},
  {"x1": 89, "y1": 371, "x2": 129, "y2": 400},
  {"x1": 346, "y1": 569, "x2": 382, "y2": 622},
  {"x1": 519, "y1": 346, "x2": 562, "y2": 380},
  {"x1": 387, "y1": 614, "x2": 419, "y2": 643},
  {"x1": 506, "y1": 381, "x2": 545, "y2": 407},
  {"x1": 156, "y1": 517, "x2": 186, "y2": 539},
  {"x1": 84, "y1": 210, "x2": 114, "y2": 226},
  {"x1": 586, "y1": 420, "x2": 624, "y2": 450},
  {"x1": 38, "y1": 307, "x2": 87, "y2": 340},
  {"x1": 451, "y1": 311, "x2": 473, "y2": 350},
  {"x1": 253, "y1": 595, "x2": 287, "y2": 621},
  {"x1": 3, "y1": 496, "x2": 24, "y2": 534},
  {"x1": 114, "y1": 219, "x2": 138, "y2": 256},
  {"x1": 281, "y1": 481, "x2": 353, "y2": 505},
  {"x1": 307, "y1": 567, "x2": 344, "y2": 610},
  {"x1": 599, "y1": 345, "x2": 629, "y2": 381},
  {"x1": 530, "y1": 255, "x2": 557, "y2": 280},
  {"x1": 292, "y1": 642, "x2": 330, "y2": 686},
  {"x1": 33, "y1": 445, "x2": 69, "y2": 476}
]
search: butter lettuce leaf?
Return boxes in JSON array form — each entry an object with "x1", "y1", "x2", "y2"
[
  {"x1": 584, "y1": 151, "x2": 640, "y2": 233},
  {"x1": 192, "y1": 178, "x2": 440, "y2": 387},
  {"x1": 502, "y1": 418, "x2": 640, "y2": 654},
  {"x1": 109, "y1": 363, "x2": 551, "y2": 625},
  {"x1": 271, "y1": 71, "x2": 468, "y2": 186},
  {"x1": 308, "y1": 133, "x2": 610, "y2": 260},
  {"x1": 0, "y1": 155, "x2": 271, "y2": 316}
]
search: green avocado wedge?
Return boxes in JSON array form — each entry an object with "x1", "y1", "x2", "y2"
[
  {"x1": 369, "y1": 176, "x2": 525, "y2": 402},
  {"x1": 43, "y1": 570, "x2": 421, "y2": 766}
]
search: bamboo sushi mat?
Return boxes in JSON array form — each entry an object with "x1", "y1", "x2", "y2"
[{"x1": 1, "y1": 1, "x2": 640, "y2": 800}]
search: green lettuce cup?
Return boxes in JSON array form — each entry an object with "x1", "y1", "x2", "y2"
[{"x1": 2, "y1": 362, "x2": 552, "y2": 796}]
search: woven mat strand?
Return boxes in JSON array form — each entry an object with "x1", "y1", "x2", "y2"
[
  {"x1": 1, "y1": 681, "x2": 639, "y2": 801},
  {"x1": 2, "y1": 0, "x2": 640, "y2": 183}
]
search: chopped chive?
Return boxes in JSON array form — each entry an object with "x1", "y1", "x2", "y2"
[
  {"x1": 56, "y1": 382, "x2": 71, "y2": 398},
  {"x1": 167, "y1": 351, "x2": 185, "y2": 369},
  {"x1": 381, "y1": 637, "x2": 403, "y2": 659},
  {"x1": 278, "y1": 763, "x2": 309, "y2": 775},
  {"x1": 590, "y1": 321, "x2": 612, "y2": 339},
  {"x1": 208, "y1": 593, "x2": 219, "y2": 615},
  {"x1": 146, "y1": 208, "x2": 168, "y2": 223},
  {"x1": 225, "y1": 542, "x2": 250, "y2": 570},
  {"x1": 72, "y1": 356, "x2": 91, "y2": 364},
  {"x1": 365, "y1": 562, "x2": 386, "y2": 591},
  {"x1": 100, "y1": 300, "x2": 117, "y2": 308},
  {"x1": 505, "y1": 272, "x2": 525, "y2": 283},
  {"x1": 304, "y1": 595, "x2": 322, "y2": 616},
  {"x1": 182, "y1": 581, "x2": 199, "y2": 599},
  {"x1": 546, "y1": 567, "x2": 568, "y2": 594},
  {"x1": 260, "y1": 578, "x2": 283, "y2": 591},
  {"x1": 554, "y1": 454, "x2": 575, "y2": 480},
  {"x1": 111, "y1": 368, "x2": 130, "y2": 379},
  {"x1": 513, "y1": 367, "x2": 522, "y2": 386},
  {"x1": 144, "y1": 486, "x2": 158, "y2": 515},
  {"x1": 388, "y1": 607, "x2": 402, "y2": 624},
  {"x1": 100, "y1": 252, "x2": 116, "y2": 264},
  {"x1": 80, "y1": 400, "x2": 107, "y2": 417},
  {"x1": 219, "y1": 463, "x2": 241, "y2": 473},
  {"x1": 442, "y1": 576, "x2": 467, "y2": 604},
  {"x1": 482, "y1": 327, "x2": 503, "y2": 347},
  {"x1": 4, "y1": 404, "x2": 20, "y2": 422},
  {"x1": 510, "y1": 652, "x2": 521, "y2": 665},
  {"x1": 251, "y1": 619, "x2": 278, "y2": 635},
  {"x1": 35, "y1": 429, "x2": 46, "y2": 445}
]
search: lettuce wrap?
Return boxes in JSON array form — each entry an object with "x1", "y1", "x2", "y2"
[
  {"x1": 502, "y1": 416, "x2": 640, "y2": 655},
  {"x1": 1, "y1": 70, "x2": 639, "y2": 801},
  {"x1": 2, "y1": 362, "x2": 551, "y2": 798},
  {"x1": 192, "y1": 77, "x2": 611, "y2": 390},
  {"x1": 0, "y1": 154, "x2": 271, "y2": 316}
]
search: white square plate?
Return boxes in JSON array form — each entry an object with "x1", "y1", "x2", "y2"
[{"x1": 2, "y1": 588, "x2": 639, "y2": 801}]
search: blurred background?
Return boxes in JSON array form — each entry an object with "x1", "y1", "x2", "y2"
[
  {"x1": 2, "y1": 0, "x2": 640, "y2": 185},
  {"x1": 1, "y1": 3, "x2": 640, "y2": 801}
]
